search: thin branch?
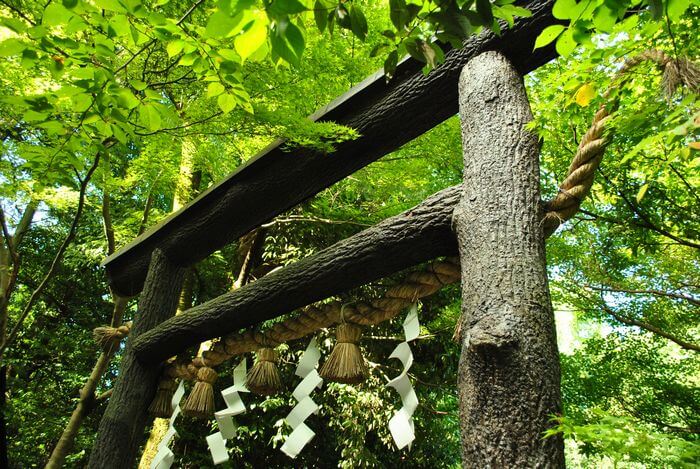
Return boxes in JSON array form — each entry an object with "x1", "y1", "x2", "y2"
[
  {"x1": 133, "y1": 111, "x2": 222, "y2": 136},
  {"x1": 586, "y1": 284, "x2": 700, "y2": 307},
  {"x1": 668, "y1": 163, "x2": 700, "y2": 205},
  {"x1": 114, "y1": 0, "x2": 205, "y2": 75},
  {"x1": 261, "y1": 215, "x2": 372, "y2": 228},
  {"x1": 599, "y1": 299, "x2": 699, "y2": 352},
  {"x1": 597, "y1": 172, "x2": 700, "y2": 249},
  {"x1": 0, "y1": 153, "x2": 102, "y2": 359},
  {"x1": 0, "y1": 0, "x2": 37, "y2": 25}
]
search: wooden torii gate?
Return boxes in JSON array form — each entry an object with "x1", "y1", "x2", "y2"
[{"x1": 89, "y1": 0, "x2": 565, "y2": 466}]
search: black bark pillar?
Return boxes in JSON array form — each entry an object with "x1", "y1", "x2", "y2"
[
  {"x1": 453, "y1": 51, "x2": 565, "y2": 467},
  {"x1": 88, "y1": 249, "x2": 186, "y2": 468}
]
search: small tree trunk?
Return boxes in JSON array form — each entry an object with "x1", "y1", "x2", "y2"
[
  {"x1": 45, "y1": 296, "x2": 128, "y2": 469},
  {"x1": 88, "y1": 249, "x2": 186, "y2": 468},
  {"x1": 453, "y1": 51, "x2": 564, "y2": 467}
]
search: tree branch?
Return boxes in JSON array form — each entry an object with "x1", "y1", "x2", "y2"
[
  {"x1": 586, "y1": 284, "x2": 700, "y2": 307},
  {"x1": 599, "y1": 299, "x2": 699, "y2": 352},
  {"x1": 0, "y1": 153, "x2": 102, "y2": 359}
]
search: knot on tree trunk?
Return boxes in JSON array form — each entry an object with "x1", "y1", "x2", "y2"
[{"x1": 464, "y1": 307, "x2": 520, "y2": 354}]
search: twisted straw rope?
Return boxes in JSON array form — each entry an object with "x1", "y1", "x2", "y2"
[
  {"x1": 160, "y1": 49, "x2": 694, "y2": 382},
  {"x1": 165, "y1": 257, "x2": 461, "y2": 380},
  {"x1": 541, "y1": 49, "x2": 691, "y2": 237}
]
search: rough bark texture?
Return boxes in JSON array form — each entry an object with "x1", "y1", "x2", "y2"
[
  {"x1": 88, "y1": 250, "x2": 186, "y2": 468},
  {"x1": 453, "y1": 52, "x2": 564, "y2": 467},
  {"x1": 133, "y1": 186, "x2": 461, "y2": 364},
  {"x1": 103, "y1": 0, "x2": 559, "y2": 297}
]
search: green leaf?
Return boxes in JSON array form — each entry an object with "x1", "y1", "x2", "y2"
[
  {"x1": 108, "y1": 14, "x2": 131, "y2": 37},
  {"x1": 648, "y1": 0, "x2": 663, "y2": 19},
  {"x1": 217, "y1": 93, "x2": 236, "y2": 113},
  {"x1": 166, "y1": 40, "x2": 185, "y2": 57},
  {"x1": 207, "y1": 82, "x2": 225, "y2": 97},
  {"x1": 666, "y1": 0, "x2": 690, "y2": 22},
  {"x1": 72, "y1": 93, "x2": 93, "y2": 113},
  {"x1": 0, "y1": 17, "x2": 27, "y2": 33},
  {"x1": 130, "y1": 79, "x2": 147, "y2": 91},
  {"x1": 0, "y1": 38, "x2": 25, "y2": 57},
  {"x1": 593, "y1": 5, "x2": 617, "y2": 33},
  {"x1": 404, "y1": 38, "x2": 425, "y2": 63},
  {"x1": 234, "y1": 19, "x2": 268, "y2": 61},
  {"x1": 205, "y1": 10, "x2": 244, "y2": 38},
  {"x1": 384, "y1": 50, "x2": 398, "y2": 79},
  {"x1": 110, "y1": 123, "x2": 128, "y2": 143},
  {"x1": 139, "y1": 104, "x2": 161, "y2": 131},
  {"x1": 94, "y1": 0, "x2": 127, "y2": 12},
  {"x1": 555, "y1": 28, "x2": 577, "y2": 56},
  {"x1": 43, "y1": 3, "x2": 73, "y2": 26},
  {"x1": 267, "y1": 0, "x2": 307, "y2": 17},
  {"x1": 534, "y1": 24, "x2": 565, "y2": 49},
  {"x1": 314, "y1": 0, "x2": 328, "y2": 32},
  {"x1": 389, "y1": 0, "x2": 407, "y2": 30},
  {"x1": 270, "y1": 19, "x2": 304, "y2": 66},
  {"x1": 23, "y1": 110, "x2": 50, "y2": 122},
  {"x1": 349, "y1": 5, "x2": 368, "y2": 41},
  {"x1": 178, "y1": 52, "x2": 198, "y2": 66},
  {"x1": 636, "y1": 183, "x2": 649, "y2": 202},
  {"x1": 552, "y1": 0, "x2": 577, "y2": 20},
  {"x1": 476, "y1": 0, "x2": 494, "y2": 27},
  {"x1": 220, "y1": 0, "x2": 256, "y2": 16},
  {"x1": 116, "y1": 89, "x2": 140, "y2": 109},
  {"x1": 38, "y1": 120, "x2": 66, "y2": 134}
]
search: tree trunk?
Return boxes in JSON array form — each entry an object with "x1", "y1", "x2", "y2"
[
  {"x1": 132, "y1": 186, "x2": 461, "y2": 364},
  {"x1": 45, "y1": 296, "x2": 128, "y2": 469},
  {"x1": 453, "y1": 51, "x2": 564, "y2": 467},
  {"x1": 88, "y1": 249, "x2": 186, "y2": 468}
]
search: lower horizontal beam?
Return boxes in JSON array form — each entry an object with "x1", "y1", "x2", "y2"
[{"x1": 132, "y1": 186, "x2": 461, "y2": 364}]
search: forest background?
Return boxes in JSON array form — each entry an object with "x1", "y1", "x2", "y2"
[{"x1": 0, "y1": 0, "x2": 698, "y2": 467}]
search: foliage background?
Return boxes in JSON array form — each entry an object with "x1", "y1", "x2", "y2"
[{"x1": 0, "y1": 0, "x2": 697, "y2": 467}]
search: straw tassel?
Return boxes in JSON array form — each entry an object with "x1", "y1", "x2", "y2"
[
  {"x1": 319, "y1": 322, "x2": 368, "y2": 384},
  {"x1": 181, "y1": 366, "x2": 218, "y2": 419},
  {"x1": 663, "y1": 57, "x2": 700, "y2": 97},
  {"x1": 148, "y1": 377, "x2": 178, "y2": 418},
  {"x1": 246, "y1": 348, "x2": 282, "y2": 395},
  {"x1": 92, "y1": 322, "x2": 131, "y2": 351}
]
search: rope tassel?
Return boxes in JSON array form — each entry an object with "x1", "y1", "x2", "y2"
[
  {"x1": 148, "y1": 377, "x2": 178, "y2": 418},
  {"x1": 92, "y1": 322, "x2": 131, "y2": 351},
  {"x1": 182, "y1": 366, "x2": 218, "y2": 419},
  {"x1": 319, "y1": 322, "x2": 368, "y2": 384},
  {"x1": 246, "y1": 348, "x2": 282, "y2": 395}
]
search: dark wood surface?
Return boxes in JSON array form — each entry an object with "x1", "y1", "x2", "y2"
[
  {"x1": 132, "y1": 186, "x2": 461, "y2": 364},
  {"x1": 88, "y1": 250, "x2": 186, "y2": 468},
  {"x1": 104, "y1": 0, "x2": 558, "y2": 297}
]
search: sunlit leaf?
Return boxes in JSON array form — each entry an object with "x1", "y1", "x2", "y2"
[{"x1": 574, "y1": 83, "x2": 595, "y2": 107}]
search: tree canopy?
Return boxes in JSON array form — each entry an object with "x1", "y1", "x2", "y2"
[{"x1": 0, "y1": 0, "x2": 698, "y2": 467}]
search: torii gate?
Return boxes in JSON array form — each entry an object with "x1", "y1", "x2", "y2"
[{"x1": 89, "y1": 0, "x2": 566, "y2": 466}]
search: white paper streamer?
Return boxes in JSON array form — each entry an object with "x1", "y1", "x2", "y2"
[
  {"x1": 387, "y1": 303, "x2": 420, "y2": 450},
  {"x1": 207, "y1": 359, "x2": 249, "y2": 464},
  {"x1": 281, "y1": 338, "x2": 323, "y2": 458},
  {"x1": 150, "y1": 380, "x2": 186, "y2": 469},
  {"x1": 206, "y1": 432, "x2": 229, "y2": 465}
]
